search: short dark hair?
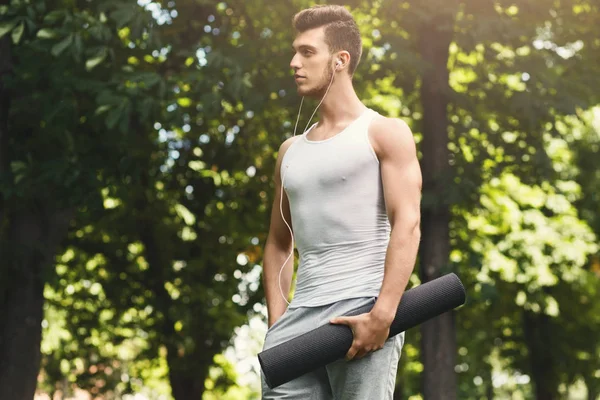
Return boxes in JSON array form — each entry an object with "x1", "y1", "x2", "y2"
[{"x1": 292, "y1": 5, "x2": 362, "y2": 76}]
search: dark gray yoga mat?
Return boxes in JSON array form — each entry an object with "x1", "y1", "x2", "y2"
[{"x1": 258, "y1": 273, "x2": 466, "y2": 389}]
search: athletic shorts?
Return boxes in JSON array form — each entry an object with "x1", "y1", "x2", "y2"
[{"x1": 260, "y1": 296, "x2": 404, "y2": 400}]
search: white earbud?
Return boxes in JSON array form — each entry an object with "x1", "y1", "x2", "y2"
[{"x1": 335, "y1": 60, "x2": 342, "y2": 69}]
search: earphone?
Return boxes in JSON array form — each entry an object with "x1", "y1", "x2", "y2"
[{"x1": 276, "y1": 60, "x2": 340, "y2": 306}]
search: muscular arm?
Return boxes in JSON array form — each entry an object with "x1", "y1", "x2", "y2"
[
  {"x1": 262, "y1": 137, "x2": 299, "y2": 327},
  {"x1": 369, "y1": 117, "x2": 422, "y2": 324}
]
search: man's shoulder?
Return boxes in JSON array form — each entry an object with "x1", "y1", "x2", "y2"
[
  {"x1": 369, "y1": 113, "x2": 411, "y2": 138},
  {"x1": 281, "y1": 134, "x2": 302, "y2": 148},
  {"x1": 368, "y1": 113, "x2": 414, "y2": 156},
  {"x1": 278, "y1": 135, "x2": 302, "y2": 155}
]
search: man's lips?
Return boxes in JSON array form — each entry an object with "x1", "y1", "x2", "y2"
[{"x1": 294, "y1": 75, "x2": 306, "y2": 80}]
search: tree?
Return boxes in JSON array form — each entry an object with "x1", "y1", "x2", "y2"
[
  {"x1": 0, "y1": 0, "x2": 158, "y2": 396},
  {"x1": 352, "y1": 1, "x2": 600, "y2": 398},
  {"x1": 34, "y1": 0, "x2": 311, "y2": 397}
]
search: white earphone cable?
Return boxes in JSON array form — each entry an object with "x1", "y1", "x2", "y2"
[{"x1": 277, "y1": 64, "x2": 338, "y2": 306}]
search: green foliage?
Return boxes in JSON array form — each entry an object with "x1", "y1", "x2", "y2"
[{"x1": 452, "y1": 135, "x2": 599, "y2": 397}]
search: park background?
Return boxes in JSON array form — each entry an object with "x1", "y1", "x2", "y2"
[{"x1": 0, "y1": 0, "x2": 599, "y2": 399}]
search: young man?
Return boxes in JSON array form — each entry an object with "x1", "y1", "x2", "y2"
[{"x1": 261, "y1": 5, "x2": 422, "y2": 399}]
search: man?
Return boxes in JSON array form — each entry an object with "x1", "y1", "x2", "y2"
[{"x1": 261, "y1": 4, "x2": 422, "y2": 399}]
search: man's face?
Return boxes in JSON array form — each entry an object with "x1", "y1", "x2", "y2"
[{"x1": 290, "y1": 27, "x2": 334, "y2": 98}]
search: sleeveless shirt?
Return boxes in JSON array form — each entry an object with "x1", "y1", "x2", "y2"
[{"x1": 281, "y1": 108, "x2": 391, "y2": 308}]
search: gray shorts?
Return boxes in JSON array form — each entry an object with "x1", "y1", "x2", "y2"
[{"x1": 261, "y1": 296, "x2": 404, "y2": 400}]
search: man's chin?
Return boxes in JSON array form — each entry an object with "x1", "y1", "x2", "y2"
[
  {"x1": 296, "y1": 86, "x2": 324, "y2": 98},
  {"x1": 295, "y1": 85, "x2": 309, "y2": 96}
]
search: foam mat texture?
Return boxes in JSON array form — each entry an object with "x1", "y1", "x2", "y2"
[{"x1": 258, "y1": 273, "x2": 466, "y2": 389}]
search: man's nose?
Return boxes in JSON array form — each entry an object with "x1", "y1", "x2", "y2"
[{"x1": 290, "y1": 54, "x2": 301, "y2": 70}]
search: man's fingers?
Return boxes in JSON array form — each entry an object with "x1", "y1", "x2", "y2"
[
  {"x1": 346, "y1": 343, "x2": 359, "y2": 361},
  {"x1": 356, "y1": 345, "x2": 375, "y2": 359},
  {"x1": 346, "y1": 341, "x2": 371, "y2": 361},
  {"x1": 347, "y1": 344, "x2": 382, "y2": 361},
  {"x1": 330, "y1": 316, "x2": 353, "y2": 325}
]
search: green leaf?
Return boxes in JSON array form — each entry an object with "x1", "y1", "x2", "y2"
[
  {"x1": 36, "y1": 28, "x2": 58, "y2": 39},
  {"x1": 85, "y1": 48, "x2": 107, "y2": 71},
  {"x1": 0, "y1": 19, "x2": 18, "y2": 39},
  {"x1": 43, "y1": 10, "x2": 65, "y2": 24},
  {"x1": 26, "y1": 5, "x2": 35, "y2": 20},
  {"x1": 10, "y1": 161, "x2": 27, "y2": 173},
  {"x1": 51, "y1": 34, "x2": 73, "y2": 57},
  {"x1": 95, "y1": 105, "x2": 112, "y2": 116},
  {"x1": 97, "y1": 91, "x2": 124, "y2": 106},
  {"x1": 118, "y1": 108, "x2": 130, "y2": 133},
  {"x1": 139, "y1": 73, "x2": 160, "y2": 88},
  {"x1": 73, "y1": 33, "x2": 83, "y2": 61},
  {"x1": 110, "y1": 4, "x2": 137, "y2": 28},
  {"x1": 11, "y1": 21, "x2": 24, "y2": 44},
  {"x1": 10, "y1": 161, "x2": 28, "y2": 185},
  {"x1": 139, "y1": 98, "x2": 154, "y2": 120},
  {"x1": 105, "y1": 109, "x2": 121, "y2": 130},
  {"x1": 25, "y1": 18, "x2": 36, "y2": 35},
  {"x1": 88, "y1": 25, "x2": 104, "y2": 41}
]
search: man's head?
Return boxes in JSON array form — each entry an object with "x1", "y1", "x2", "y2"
[{"x1": 290, "y1": 5, "x2": 362, "y2": 97}]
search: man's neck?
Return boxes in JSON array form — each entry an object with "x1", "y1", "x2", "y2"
[{"x1": 315, "y1": 80, "x2": 366, "y2": 126}]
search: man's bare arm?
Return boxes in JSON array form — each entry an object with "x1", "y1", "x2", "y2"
[
  {"x1": 262, "y1": 136, "x2": 300, "y2": 327},
  {"x1": 369, "y1": 117, "x2": 422, "y2": 324}
]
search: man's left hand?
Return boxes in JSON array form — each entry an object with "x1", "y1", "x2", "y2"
[{"x1": 329, "y1": 312, "x2": 391, "y2": 361}]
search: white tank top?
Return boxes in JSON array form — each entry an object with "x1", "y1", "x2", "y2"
[{"x1": 281, "y1": 108, "x2": 390, "y2": 308}]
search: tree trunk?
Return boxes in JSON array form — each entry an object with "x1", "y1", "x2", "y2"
[
  {"x1": 0, "y1": 245, "x2": 44, "y2": 400},
  {"x1": 168, "y1": 357, "x2": 207, "y2": 400},
  {"x1": 523, "y1": 311, "x2": 559, "y2": 400},
  {"x1": 137, "y1": 216, "x2": 214, "y2": 400},
  {"x1": 393, "y1": 383, "x2": 403, "y2": 400},
  {"x1": 0, "y1": 10, "x2": 9, "y2": 179},
  {"x1": 133, "y1": 187, "x2": 206, "y2": 400},
  {"x1": 139, "y1": 226, "x2": 209, "y2": 400},
  {"x1": 0, "y1": 0, "x2": 11, "y2": 229},
  {"x1": 129, "y1": 110, "x2": 221, "y2": 400},
  {"x1": 0, "y1": 21, "x2": 74, "y2": 399},
  {"x1": 0, "y1": 208, "x2": 73, "y2": 399},
  {"x1": 486, "y1": 373, "x2": 494, "y2": 399},
  {"x1": 417, "y1": 6, "x2": 458, "y2": 400}
]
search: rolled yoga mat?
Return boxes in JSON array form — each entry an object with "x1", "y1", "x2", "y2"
[{"x1": 258, "y1": 272, "x2": 466, "y2": 389}]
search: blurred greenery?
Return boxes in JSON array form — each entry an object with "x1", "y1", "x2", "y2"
[{"x1": 0, "y1": 0, "x2": 599, "y2": 399}]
